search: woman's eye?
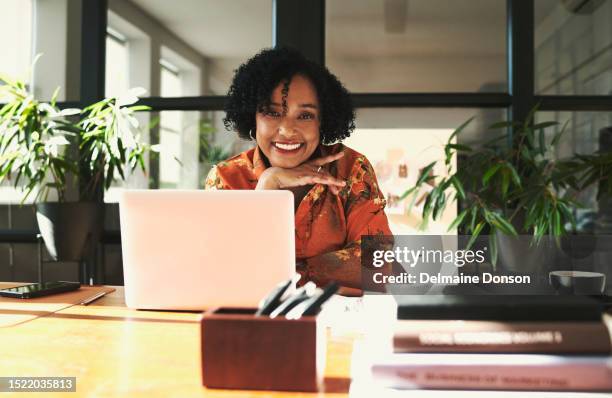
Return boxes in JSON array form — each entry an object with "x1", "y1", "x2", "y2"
[
  {"x1": 299, "y1": 112, "x2": 316, "y2": 120},
  {"x1": 264, "y1": 110, "x2": 280, "y2": 118}
]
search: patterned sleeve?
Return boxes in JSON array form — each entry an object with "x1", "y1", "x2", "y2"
[
  {"x1": 204, "y1": 166, "x2": 224, "y2": 190},
  {"x1": 300, "y1": 155, "x2": 392, "y2": 291},
  {"x1": 343, "y1": 155, "x2": 390, "y2": 242}
]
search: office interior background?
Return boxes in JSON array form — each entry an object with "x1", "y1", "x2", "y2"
[{"x1": 0, "y1": 0, "x2": 610, "y2": 285}]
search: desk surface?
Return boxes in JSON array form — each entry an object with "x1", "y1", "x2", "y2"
[
  {"x1": 1, "y1": 286, "x2": 611, "y2": 398},
  {"x1": 0, "y1": 286, "x2": 354, "y2": 397}
]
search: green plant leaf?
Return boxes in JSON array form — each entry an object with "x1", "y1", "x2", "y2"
[
  {"x1": 127, "y1": 105, "x2": 151, "y2": 112},
  {"x1": 488, "y1": 120, "x2": 521, "y2": 130},
  {"x1": 416, "y1": 161, "x2": 436, "y2": 187},
  {"x1": 450, "y1": 175, "x2": 465, "y2": 200},
  {"x1": 522, "y1": 103, "x2": 540, "y2": 131},
  {"x1": 492, "y1": 213, "x2": 518, "y2": 236},
  {"x1": 538, "y1": 126, "x2": 546, "y2": 156},
  {"x1": 447, "y1": 209, "x2": 468, "y2": 232},
  {"x1": 432, "y1": 191, "x2": 447, "y2": 220},
  {"x1": 54, "y1": 123, "x2": 81, "y2": 134},
  {"x1": 482, "y1": 164, "x2": 501, "y2": 186},
  {"x1": 532, "y1": 121, "x2": 558, "y2": 130},
  {"x1": 551, "y1": 119, "x2": 570, "y2": 146},
  {"x1": 466, "y1": 221, "x2": 485, "y2": 250},
  {"x1": 398, "y1": 186, "x2": 417, "y2": 201},
  {"x1": 505, "y1": 162, "x2": 521, "y2": 186},
  {"x1": 422, "y1": 192, "x2": 435, "y2": 222},
  {"x1": 469, "y1": 206, "x2": 478, "y2": 231},
  {"x1": 501, "y1": 169, "x2": 510, "y2": 197},
  {"x1": 554, "y1": 208, "x2": 562, "y2": 236},
  {"x1": 446, "y1": 144, "x2": 472, "y2": 152},
  {"x1": 448, "y1": 116, "x2": 474, "y2": 144},
  {"x1": 557, "y1": 202, "x2": 576, "y2": 231}
]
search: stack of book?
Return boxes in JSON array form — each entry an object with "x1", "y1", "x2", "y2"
[{"x1": 351, "y1": 296, "x2": 612, "y2": 393}]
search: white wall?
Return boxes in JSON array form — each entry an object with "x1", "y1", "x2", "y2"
[
  {"x1": 107, "y1": 0, "x2": 211, "y2": 191},
  {"x1": 327, "y1": 54, "x2": 506, "y2": 93},
  {"x1": 32, "y1": 0, "x2": 81, "y2": 101}
]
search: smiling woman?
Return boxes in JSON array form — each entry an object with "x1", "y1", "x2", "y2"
[{"x1": 204, "y1": 47, "x2": 392, "y2": 291}]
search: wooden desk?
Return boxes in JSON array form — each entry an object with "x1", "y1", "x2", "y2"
[
  {"x1": 0, "y1": 286, "x2": 353, "y2": 397},
  {"x1": 1, "y1": 287, "x2": 610, "y2": 397}
]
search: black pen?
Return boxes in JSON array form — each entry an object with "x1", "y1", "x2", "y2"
[
  {"x1": 286, "y1": 282, "x2": 339, "y2": 319},
  {"x1": 269, "y1": 282, "x2": 316, "y2": 318},
  {"x1": 255, "y1": 274, "x2": 300, "y2": 316}
]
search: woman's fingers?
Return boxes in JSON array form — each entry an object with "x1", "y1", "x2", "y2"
[
  {"x1": 314, "y1": 170, "x2": 346, "y2": 186},
  {"x1": 307, "y1": 173, "x2": 346, "y2": 189},
  {"x1": 297, "y1": 164, "x2": 344, "y2": 187},
  {"x1": 269, "y1": 158, "x2": 346, "y2": 194}
]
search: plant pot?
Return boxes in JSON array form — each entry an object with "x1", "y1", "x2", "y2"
[
  {"x1": 35, "y1": 202, "x2": 105, "y2": 262},
  {"x1": 493, "y1": 209, "x2": 562, "y2": 275},
  {"x1": 495, "y1": 232, "x2": 560, "y2": 275}
]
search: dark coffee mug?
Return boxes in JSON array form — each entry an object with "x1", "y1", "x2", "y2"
[{"x1": 549, "y1": 271, "x2": 606, "y2": 295}]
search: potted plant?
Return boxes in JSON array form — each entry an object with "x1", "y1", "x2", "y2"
[
  {"x1": 0, "y1": 74, "x2": 151, "y2": 262},
  {"x1": 402, "y1": 108, "x2": 583, "y2": 270}
]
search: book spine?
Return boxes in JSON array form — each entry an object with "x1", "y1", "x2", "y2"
[
  {"x1": 394, "y1": 322, "x2": 611, "y2": 354},
  {"x1": 371, "y1": 362, "x2": 612, "y2": 391}
]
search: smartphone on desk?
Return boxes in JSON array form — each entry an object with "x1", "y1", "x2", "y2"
[{"x1": 0, "y1": 281, "x2": 81, "y2": 298}]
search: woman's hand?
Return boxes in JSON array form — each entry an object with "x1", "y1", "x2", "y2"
[{"x1": 256, "y1": 151, "x2": 346, "y2": 194}]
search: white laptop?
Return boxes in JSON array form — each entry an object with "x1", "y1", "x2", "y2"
[{"x1": 118, "y1": 190, "x2": 295, "y2": 310}]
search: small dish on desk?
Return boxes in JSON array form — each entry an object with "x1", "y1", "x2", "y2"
[{"x1": 549, "y1": 270, "x2": 606, "y2": 295}]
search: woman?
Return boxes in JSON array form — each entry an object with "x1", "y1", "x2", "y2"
[{"x1": 205, "y1": 47, "x2": 391, "y2": 290}]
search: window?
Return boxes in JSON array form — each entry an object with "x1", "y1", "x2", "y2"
[
  {"x1": 535, "y1": 0, "x2": 612, "y2": 95},
  {"x1": 0, "y1": 0, "x2": 82, "y2": 101},
  {"x1": 346, "y1": 108, "x2": 507, "y2": 234},
  {"x1": 106, "y1": 8, "x2": 152, "y2": 97},
  {"x1": 107, "y1": 0, "x2": 273, "y2": 96},
  {"x1": 0, "y1": 1, "x2": 81, "y2": 100},
  {"x1": 159, "y1": 63, "x2": 183, "y2": 188},
  {"x1": 0, "y1": 0, "x2": 32, "y2": 93},
  {"x1": 105, "y1": 28, "x2": 129, "y2": 98},
  {"x1": 103, "y1": 26, "x2": 149, "y2": 203},
  {"x1": 537, "y1": 111, "x2": 612, "y2": 232},
  {"x1": 0, "y1": 0, "x2": 82, "y2": 204}
]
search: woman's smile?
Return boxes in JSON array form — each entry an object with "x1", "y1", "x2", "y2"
[{"x1": 272, "y1": 141, "x2": 305, "y2": 153}]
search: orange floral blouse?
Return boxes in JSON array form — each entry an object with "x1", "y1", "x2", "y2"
[{"x1": 205, "y1": 143, "x2": 392, "y2": 288}]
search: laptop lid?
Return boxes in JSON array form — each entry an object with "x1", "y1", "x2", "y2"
[{"x1": 119, "y1": 190, "x2": 295, "y2": 310}]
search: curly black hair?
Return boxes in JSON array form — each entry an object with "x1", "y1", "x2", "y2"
[{"x1": 223, "y1": 47, "x2": 355, "y2": 145}]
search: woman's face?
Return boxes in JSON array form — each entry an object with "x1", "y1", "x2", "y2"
[{"x1": 255, "y1": 74, "x2": 321, "y2": 169}]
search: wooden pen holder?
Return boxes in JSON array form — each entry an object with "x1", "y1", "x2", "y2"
[{"x1": 200, "y1": 307, "x2": 326, "y2": 392}]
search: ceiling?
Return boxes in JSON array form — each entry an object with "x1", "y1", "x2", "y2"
[
  {"x1": 327, "y1": 0, "x2": 508, "y2": 57},
  {"x1": 129, "y1": 0, "x2": 273, "y2": 59},
  {"x1": 128, "y1": 0, "x2": 562, "y2": 60}
]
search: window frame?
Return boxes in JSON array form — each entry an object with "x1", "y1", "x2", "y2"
[{"x1": 1, "y1": 0, "x2": 611, "y2": 259}]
